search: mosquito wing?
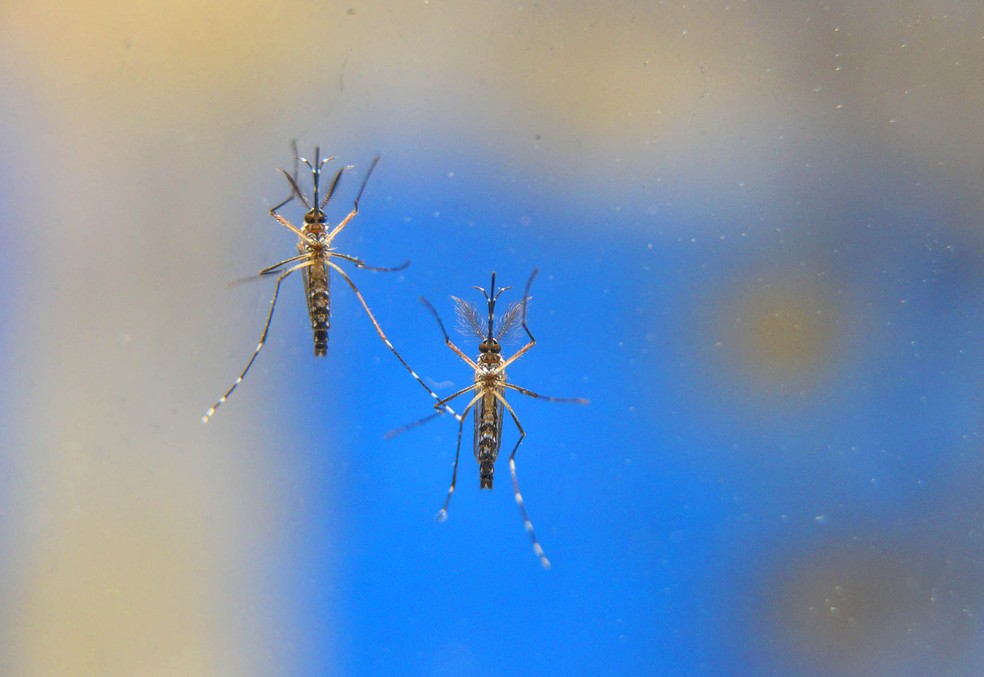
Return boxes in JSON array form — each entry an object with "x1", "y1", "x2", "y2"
[
  {"x1": 494, "y1": 298, "x2": 530, "y2": 343},
  {"x1": 453, "y1": 296, "x2": 487, "y2": 340}
]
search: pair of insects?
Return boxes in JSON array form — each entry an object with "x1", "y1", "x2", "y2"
[{"x1": 203, "y1": 145, "x2": 587, "y2": 568}]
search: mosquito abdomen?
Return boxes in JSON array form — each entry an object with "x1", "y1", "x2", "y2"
[
  {"x1": 304, "y1": 264, "x2": 331, "y2": 357},
  {"x1": 310, "y1": 286, "x2": 330, "y2": 356},
  {"x1": 479, "y1": 460, "x2": 494, "y2": 489},
  {"x1": 474, "y1": 393, "x2": 503, "y2": 489}
]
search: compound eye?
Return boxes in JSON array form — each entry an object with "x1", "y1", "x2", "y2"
[{"x1": 491, "y1": 341, "x2": 501, "y2": 353}]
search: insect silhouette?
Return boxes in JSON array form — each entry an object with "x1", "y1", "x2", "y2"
[
  {"x1": 203, "y1": 144, "x2": 455, "y2": 423},
  {"x1": 412, "y1": 269, "x2": 589, "y2": 569}
]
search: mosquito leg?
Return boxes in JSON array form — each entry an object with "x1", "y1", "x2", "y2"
[
  {"x1": 355, "y1": 260, "x2": 409, "y2": 273},
  {"x1": 385, "y1": 385, "x2": 475, "y2": 439},
  {"x1": 227, "y1": 253, "x2": 312, "y2": 289},
  {"x1": 289, "y1": 139, "x2": 300, "y2": 178},
  {"x1": 269, "y1": 156, "x2": 304, "y2": 213},
  {"x1": 354, "y1": 156, "x2": 381, "y2": 208},
  {"x1": 268, "y1": 211, "x2": 308, "y2": 240},
  {"x1": 269, "y1": 192, "x2": 297, "y2": 215},
  {"x1": 328, "y1": 262, "x2": 460, "y2": 420},
  {"x1": 437, "y1": 394, "x2": 481, "y2": 521},
  {"x1": 332, "y1": 253, "x2": 409, "y2": 273},
  {"x1": 257, "y1": 253, "x2": 311, "y2": 277},
  {"x1": 384, "y1": 411, "x2": 443, "y2": 440},
  {"x1": 272, "y1": 159, "x2": 311, "y2": 212},
  {"x1": 327, "y1": 207, "x2": 357, "y2": 240},
  {"x1": 384, "y1": 385, "x2": 475, "y2": 441},
  {"x1": 519, "y1": 268, "x2": 538, "y2": 341},
  {"x1": 327, "y1": 155, "x2": 379, "y2": 239},
  {"x1": 433, "y1": 384, "x2": 478, "y2": 412},
  {"x1": 420, "y1": 297, "x2": 479, "y2": 370},
  {"x1": 495, "y1": 338, "x2": 535, "y2": 372},
  {"x1": 496, "y1": 391, "x2": 551, "y2": 570},
  {"x1": 503, "y1": 383, "x2": 589, "y2": 405},
  {"x1": 496, "y1": 269, "x2": 541, "y2": 371},
  {"x1": 274, "y1": 143, "x2": 314, "y2": 212},
  {"x1": 202, "y1": 260, "x2": 312, "y2": 424}
]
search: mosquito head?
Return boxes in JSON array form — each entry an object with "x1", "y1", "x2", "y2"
[
  {"x1": 303, "y1": 207, "x2": 327, "y2": 227},
  {"x1": 478, "y1": 338, "x2": 502, "y2": 355}
]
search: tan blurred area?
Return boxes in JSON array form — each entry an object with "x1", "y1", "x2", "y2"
[{"x1": 1, "y1": 0, "x2": 983, "y2": 674}]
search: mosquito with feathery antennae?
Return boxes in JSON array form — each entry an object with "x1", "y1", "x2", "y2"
[
  {"x1": 401, "y1": 269, "x2": 588, "y2": 569},
  {"x1": 202, "y1": 142, "x2": 459, "y2": 424}
]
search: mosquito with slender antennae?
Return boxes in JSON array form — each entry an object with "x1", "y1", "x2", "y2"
[
  {"x1": 407, "y1": 269, "x2": 589, "y2": 569},
  {"x1": 202, "y1": 143, "x2": 458, "y2": 424}
]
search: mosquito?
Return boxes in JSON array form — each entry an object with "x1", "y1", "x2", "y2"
[
  {"x1": 411, "y1": 269, "x2": 589, "y2": 569},
  {"x1": 202, "y1": 143, "x2": 458, "y2": 424}
]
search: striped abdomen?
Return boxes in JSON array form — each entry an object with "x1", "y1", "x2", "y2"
[
  {"x1": 474, "y1": 390, "x2": 503, "y2": 489},
  {"x1": 303, "y1": 262, "x2": 330, "y2": 357}
]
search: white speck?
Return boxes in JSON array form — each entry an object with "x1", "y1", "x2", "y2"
[{"x1": 815, "y1": 515, "x2": 828, "y2": 524}]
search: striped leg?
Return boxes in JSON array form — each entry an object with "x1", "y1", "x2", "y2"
[
  {"x1": 332, "y1": 252, "x2": 409, "y2": 273},
  {"x1": 504, "y1": 382, "x2": 589, "y2": 405},
  {"x1": 328, "y1": 262, "x2": 460, "y2": 420},
  {"x1": 437, "y1": 392, "x2": 483, "y2": 522},
  {"x1": 201, "y1": 260, "x2": 311, "y2": 423},
  {"x1": 419, "y1": 297, "x2": 479, "y2": 370},
  {"x1": 495, "y1": 391, "x2": 551, "y2": 570},
  {"x1": 384, "y1": 384, "x2": 476, "y2": 440}
]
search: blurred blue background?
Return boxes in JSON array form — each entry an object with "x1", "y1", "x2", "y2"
[{"x1": 2, "y1": 2, "x2": 983, "y2": 675}]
